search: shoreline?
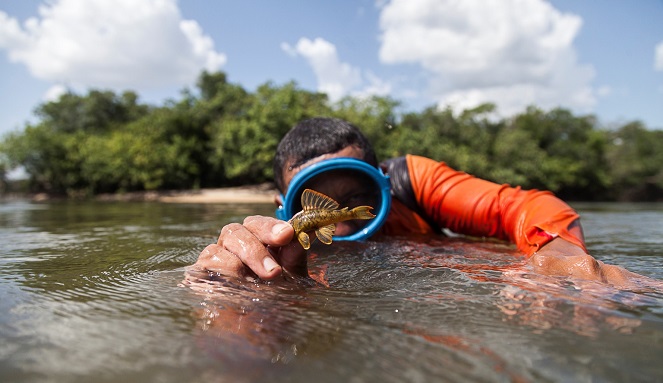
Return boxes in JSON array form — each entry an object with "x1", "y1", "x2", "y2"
[
  {"x1": 98, "y1": 183, "x2": 278, "y2": 204},
  {"x1": 5, "y1": 183, "x2": 279, "y2": 204}
]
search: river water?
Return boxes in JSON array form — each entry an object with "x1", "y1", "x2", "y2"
[{"x1": 0, "y1": 200, "x2": 662, "y2": 382}]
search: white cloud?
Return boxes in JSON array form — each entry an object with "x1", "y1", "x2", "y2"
[
  {"x1": 43, "y1": 84, "x2": 68, "y2": 101},
  {"x1": 353, "y1": 71, "x2": 392, "y2": 99},
  {"x1": 0, "y1": 0, "x2": 226, "y2": 93},
  {"x1": 282, "y1": 37, "x2": 390, "y2": 102},
  {"x1": 655, "y1": 41, "x2": 663, "y2": 71},
  {"x1": 378, "y1": 0, "x2": 596, "y2": 115},
  {"x1": 282, "y1": 37, "x2": 361, "y2": 101}
]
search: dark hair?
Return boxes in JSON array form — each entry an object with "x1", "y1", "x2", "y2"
[{"x1": 273, "y1": 117, "x2": 378, "y2": 193}]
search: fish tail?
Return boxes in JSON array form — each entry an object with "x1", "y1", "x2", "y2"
[{"x1": 351, "y1": 206, "x2": 376, "y2": 220}]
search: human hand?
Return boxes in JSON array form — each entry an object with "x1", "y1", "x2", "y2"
[
  {"x1": 528, "y1": 237, "x2": 663, "y2": 291},
  {"x1": 190, "y1": 215, "x2": 308, "y2": 280}
]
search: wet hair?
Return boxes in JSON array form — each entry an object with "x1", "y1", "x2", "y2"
[{"x1": 273, "y1": 117, "x2": 378, "y2": 193}]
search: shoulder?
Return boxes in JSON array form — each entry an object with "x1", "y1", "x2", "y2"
[
  {"x1": 381, "y1": 155, "x2": 440, "y2": 174},
  {"x1": 381, "y1": 155, "x2": 427, "y2": 216},
  {"x1": 380, "y1": 156, "x2": 412, "y2": 203}
]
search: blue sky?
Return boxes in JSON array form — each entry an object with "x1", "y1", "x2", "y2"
[{"x1": 1, "y1": 0, "x2": 662, "y2": 140}]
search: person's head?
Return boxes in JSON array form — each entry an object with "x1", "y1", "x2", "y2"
[
  {"x1": 273, "y1": 117, "x2": 378, "y2": 194},
  {"x1": 273, "y1": 117, "x2": 390, "y2": 238}
]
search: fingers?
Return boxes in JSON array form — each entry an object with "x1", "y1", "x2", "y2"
[
  {"x1": 242, "y1": 215, "x2": 294, "y2": 246},
  {"x1": 191, "y1": 243, "x2": 247, "y2": 278},
  {"x1": 220, "y1": 222, "x2": 283, "y2": 279},
  {"x1": 194, "y1": 216, "x2": 305, "y2": 281},
  {"x1": 528, "y1": 250, "x2": 663, "y2": 291}
]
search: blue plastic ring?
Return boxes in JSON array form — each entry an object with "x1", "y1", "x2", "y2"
[{"x1": 275, "y1": 158, "x2": 391, "y2": 241}]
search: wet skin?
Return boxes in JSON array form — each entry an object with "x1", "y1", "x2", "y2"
[{"x1": 192, "y1": 146, "x2": 366, "y2": 280}]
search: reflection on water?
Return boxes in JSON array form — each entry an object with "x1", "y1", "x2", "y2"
[{"x1": 0, "y1": 200, "x2": 662, "y2": 382}]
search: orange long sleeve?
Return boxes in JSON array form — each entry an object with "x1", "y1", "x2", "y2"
[{"x1": 405, "y1": 155, "x2": 586, "y2": 256}]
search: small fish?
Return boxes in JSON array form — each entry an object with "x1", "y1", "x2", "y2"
[{"x1": 288, "y1": 189, "x2": 375, "y2": 250}]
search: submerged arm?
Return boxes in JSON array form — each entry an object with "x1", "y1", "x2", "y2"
[
  {"x1": 530, "y1": 234, "x2": 662, "y2": 289},
  {"x1": 402, "y1": 155, "x2": 661, "y2": 289}
]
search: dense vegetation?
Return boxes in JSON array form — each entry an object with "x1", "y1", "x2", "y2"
[{"x1": 1, "y1": 71, "x2": 662, "y2": 201}]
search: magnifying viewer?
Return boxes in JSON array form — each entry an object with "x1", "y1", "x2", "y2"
[{"x1": 276, "y1": 158, "x2": 391, "y2": 241}]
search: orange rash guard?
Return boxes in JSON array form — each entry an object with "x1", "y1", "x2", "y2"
[{"x1": 381, "y1": 155, "x2": 586, "y2": 256}]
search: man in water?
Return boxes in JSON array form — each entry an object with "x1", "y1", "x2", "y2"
[{"x1": 191, "y1": 117, "x2": 655, "y2": 288}]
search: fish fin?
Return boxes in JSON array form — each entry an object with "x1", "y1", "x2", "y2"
[
  {"x1": 297, "y1": 232, "x2": 311, "y2": 250},
  {"x1": 351, "y1": 206, "x2": 376, "y2": 220},
  {"x1": 315, "y1": 224, "x2": 335, "y2": 245},
  {"x1": 301, "y1": 189, "x2": 339, "y2": 211}
]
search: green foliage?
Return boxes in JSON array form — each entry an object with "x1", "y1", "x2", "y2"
[
  {"x1": 1, "y1": 124, "x2": 78, "y2": 194},
  {"x1": 494, "y1": 107, "x2": 611, "y2": 199},
  {"x1": 36, "y1": 90, "x2": 149, "y2": 134},
  {"x1": 605, "y1": 122, "x2": 663, "y2": 200},
  {"x1": 331, "y1": 95, "x2": 400, "y2": 159},
  {"x1": 78, "y1": 110, "x2": 202, "y2": 193},
  {"x1": 1, "y1": 70, "x2": 662, "y2": 201},
  {"x1": 208, "y1": 81, "x2": 331, "y2": 184},
  {"x1": 388, "y1": 104, "x2": 498, "y2": 177},
  {"x1": 0, "y1": 156, "x2": 7, "y2": 194}
]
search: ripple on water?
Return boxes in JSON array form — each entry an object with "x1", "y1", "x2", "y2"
[{"x1": 2, "y1": 201, "x2": 663, "y2": 382}]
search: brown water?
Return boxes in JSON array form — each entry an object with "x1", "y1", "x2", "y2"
[{"x1": 0, "y1": 200, "x2": 662, "y2": 382}]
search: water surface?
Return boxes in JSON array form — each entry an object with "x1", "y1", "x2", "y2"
[{"x1": 0, "y1": 201, "x2": 662, "y2": 382}]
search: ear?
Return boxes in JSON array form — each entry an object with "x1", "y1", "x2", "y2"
[{"x1": 273, "y1": 193, "x2": 283, "y2": 207}]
